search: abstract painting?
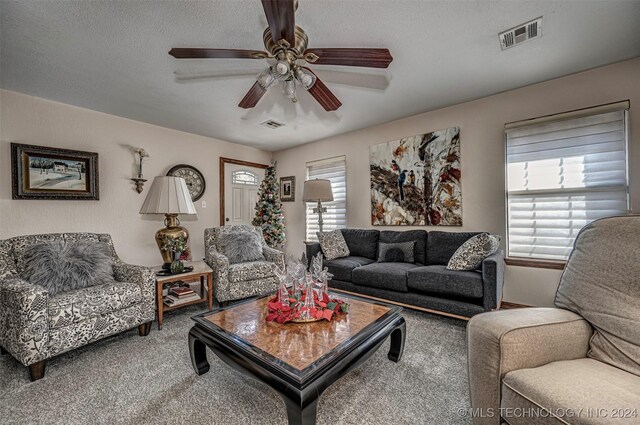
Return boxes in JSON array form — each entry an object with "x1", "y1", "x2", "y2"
[{"x1": 370, "y1": 127, "x2": 461, "y2": 226}]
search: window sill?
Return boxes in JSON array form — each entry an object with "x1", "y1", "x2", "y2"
[{"x1": 505, "y1": 257, "x2": 566, "y2": 270}]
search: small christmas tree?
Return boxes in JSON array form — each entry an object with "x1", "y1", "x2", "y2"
[{"x1": 252, "y1": 161, "x2": 286, "y2": 248}]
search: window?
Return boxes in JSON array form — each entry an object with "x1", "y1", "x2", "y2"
[
  {"x1": 506, "y1": 101, "x2": 630, "y2": 262},
  {"x1": 232, "y1": 170, "x2": 259, "y2": 186},
  {"x1": 305, "y1": 156, "x2": 347, "y2": 241}
]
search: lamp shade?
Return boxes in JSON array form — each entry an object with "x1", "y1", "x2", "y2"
[
  {"x1": 139, "y1": 176, "x2": 197, "y2": 215},
  {"x1": 303, "y1": 179, "x2": 334, "y2": 202}
]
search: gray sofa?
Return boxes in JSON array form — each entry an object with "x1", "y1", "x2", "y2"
[{"x1": 306, "y1": 229, "x2": 504, "y2": 318}]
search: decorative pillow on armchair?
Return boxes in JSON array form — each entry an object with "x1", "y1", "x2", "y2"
[
  {"x1": 317, "y1": 230, "x2": 350, "y2": 260},
  {"x1": 22, "y1": 241, "x2": 115, "y2": 295},
  {"x1": 377, "y1": 241, "x2": 415, "y2": 263},
  {"x1": 218, "y1": 231, "x2": 265, "y2": 264},
  {"x1": 446, "y1": 233, "x2": 501, "y2": 271}
]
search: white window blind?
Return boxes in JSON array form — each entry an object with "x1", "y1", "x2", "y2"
[
  {"x1": 306, "y1": 156, "x2": 347, "y2": 241},
  {"x1": 506, "y1": 102, "x2": 630, "y2": 261}
]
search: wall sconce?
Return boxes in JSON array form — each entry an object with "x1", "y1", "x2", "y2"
[{"x1": 131, "y1": 147, "x2": 149, "y2": 193}]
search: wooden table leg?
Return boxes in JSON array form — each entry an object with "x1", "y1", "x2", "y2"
[
  {"x1": 207, "y1": 272, "x2": 214, "y2": 310},
  {"x1": 156, "y1": 281, "x2": 164, "y2": 330},
  {"x1": 189, "y1": 329, "x2": 210, "y2": 375}
]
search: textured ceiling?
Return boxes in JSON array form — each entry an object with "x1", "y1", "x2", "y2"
[{"x1": 1, "y1": 1, "x2": 639, "y2": 151}]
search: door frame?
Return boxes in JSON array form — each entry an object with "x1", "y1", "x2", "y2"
[{"x1": 219, "y1": 157, "x2": 269, "y2": 226}]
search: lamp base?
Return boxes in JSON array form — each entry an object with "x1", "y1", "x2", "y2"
[{"x1": 155, "y1": 214, "x2": 189, "y2": 269}]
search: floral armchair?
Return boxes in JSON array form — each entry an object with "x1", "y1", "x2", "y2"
[
  {"x1": 204, "y1": 225, "x2": 285, "y2": 303},
  {"x1": 0, "y1": 233, "x2": 155, "y2": 381}
]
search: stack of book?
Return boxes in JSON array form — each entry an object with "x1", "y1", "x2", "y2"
[{"x1": 163, "y1": 286, "x2": 200, "y2": 307}]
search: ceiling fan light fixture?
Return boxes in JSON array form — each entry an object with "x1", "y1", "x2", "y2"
[
  {"x1": 275, "y1": 60, "x2": 290, "y2": 76},
  {"x1": 257, "y1": 67, "x2": 277, "y2": 89},
  {"x1": 283, "y1": 79, "x2": 297, "y2": 101},
  {"x1": 294, "y1": 67, "x2": 316, "y2": 90}
]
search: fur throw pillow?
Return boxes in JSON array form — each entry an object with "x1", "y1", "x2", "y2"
[
  {"x1": 218, "y1": 231, "x2": 265, "y2": 264},
  {"x1": 377, "y1": 241, "x2": 415, "y2": 263},
  {"x1": 22, "y1": 240, "x2": 115, "y2": 295}
]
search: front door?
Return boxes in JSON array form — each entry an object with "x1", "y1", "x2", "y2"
[{"x1": 223, "y1": 163, "x2": 264, "y2": 226}]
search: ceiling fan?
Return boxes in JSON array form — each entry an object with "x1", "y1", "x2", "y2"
[{"x1": 168, "y1": 0, "x2": 393, "y2": 111}]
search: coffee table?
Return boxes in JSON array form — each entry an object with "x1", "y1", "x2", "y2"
[{"x1": 188, "y1": 293, "x2": 406, "y2": 425}]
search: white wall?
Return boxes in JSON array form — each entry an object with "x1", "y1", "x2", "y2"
[
  {"x1": 0, "y1": 90, "x2": 271, "y2": 266},
  {"x1": 273, "y1": 58, "x2": 640, "y2": 307}
]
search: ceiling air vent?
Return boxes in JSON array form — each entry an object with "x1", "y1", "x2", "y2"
[
  {"x1": 261, "y1": 120, "x2": 285, "y2": 129},
  {"x1": 499, "y1": 17, "x2": 543, "y2": 50}
]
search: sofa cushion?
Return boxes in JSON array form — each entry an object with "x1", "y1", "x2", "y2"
[
  {"x1": 407, "y1": 265, "x2": 483, "y2": 299},
  {"x1": 555, "y1": 216, "x2": 640, "y2": 378},
  {"x1": 218, "y1": 231, "x2": 264, "y2": 264},
  {"x1": 377, "y1": 241, "x2": 415, "y2": 263},
  {"x1": 352, "y1": 262, "x2": 420, "y2": 293},
  {"x1": 10, "y1": 233, "x2": 64, "y2": 274},
  {"x1": 426, "y1": 231, "x2": 481, "y2": 265},
  {"x1": 447, "y1": 233, "x2": 501, "y2": 271},
  {"x1": 317, "y1": 230, "x2": 350, "y2": 260},
  {"x1": 228, "y1": 261, "x2": 275, "y2": 283},
  {"x1": 340, "y1": 229, "x2": 379, "y2": 260},
  {"x1": 501, "y1": 358, "x2": 640, "y2": 425},
  {"x1": 324, "y1": 256, "x2": 375, "y2": 282},
  {"x1": 22, "y1": 240, "x2": 115, "y2": 296},
  {"x1": 48, "y1": 280, "x2": 142, "y2": 329},
  {"x1": 379, "y1": 230, "x2": 428, "y2": 265}
]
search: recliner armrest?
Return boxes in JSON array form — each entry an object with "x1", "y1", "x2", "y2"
[
  {"x1": 467, "y1": 308, "x2": 592, "y2": 425},
  {"x1": 0, "y1": 277, "x2": 50, "y2": 365},
  {"x1": 481, "y1": 250, "x2": 504, "y2": 310}
]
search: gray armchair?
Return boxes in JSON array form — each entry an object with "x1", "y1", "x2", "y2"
[
  {"x1": 0, "y1": 233, "x2": 155, "y2": 381},
  {"x1": 204, "y1": 225, "x2": 285, "y2": 303},
  {"x1": 467, "y1": 216, "x2": 640, "y2": 425}
]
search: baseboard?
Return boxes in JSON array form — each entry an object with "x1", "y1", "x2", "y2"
[{"x1": 330, "y1": 288, "x2": 471, "y2": 321}]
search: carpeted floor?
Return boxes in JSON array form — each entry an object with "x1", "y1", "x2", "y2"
[{"x1": 0, "y1": 305, "x2": 472, "y2": 425}]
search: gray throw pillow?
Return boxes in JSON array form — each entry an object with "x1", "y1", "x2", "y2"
[
  {"x1": 218, "y1": 231, "x2": 264, "y2": 264},
  {"x1": 317, "y1": 230, "x2": 350, "y2": 260},
  {"x1": 22, "y1": 240, "x2": 115, "y2": 296},
  {"x1": 446, "y1": 233, "x2": 501, "y2": 271},
  {"x1": 377, "y1": 241, "x2": 415, "y2": 263}
]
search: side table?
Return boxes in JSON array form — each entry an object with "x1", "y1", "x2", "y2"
[{"x1": 153, "y1": 261, "x2": 214, "y2": 330}]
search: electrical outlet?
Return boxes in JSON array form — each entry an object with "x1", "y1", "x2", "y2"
[{"x1": 201, "y1": 201, "x2": 207, "y2": 208}]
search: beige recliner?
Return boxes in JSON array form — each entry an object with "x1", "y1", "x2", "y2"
[{"x1": 467, "y1": 216, "x2": 640, "y2": 425}]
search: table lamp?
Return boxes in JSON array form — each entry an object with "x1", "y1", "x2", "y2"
[
  {"x1": 140, "y1": 176, "x2": 197, "y2": 269},
  {"x1": 302, "y1": 179, "x2": 334, "y2": 234}
]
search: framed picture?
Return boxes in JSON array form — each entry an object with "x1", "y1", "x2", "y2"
[
  {"x1": 11, "y1": 143, "x2": 100, "y2": 200},
  {"x1": 279, "y1": 176, "x2": 295, "y2": 202}
]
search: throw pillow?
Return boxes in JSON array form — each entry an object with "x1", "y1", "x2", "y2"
[
  {"x1": 218, "y1": 231, "x2": 264, "y2": 264},
  {"x1": 377, "y1": 241, "x2": 415, "y2": 263},
  {"x1": 317, "y1": 230, "x2": 350, "y2": 260},
  {"x1": 22, "y1": 240, "x2": 115, "y2": 296},
  {"x1": 446, "y1": 233, "x2": 501, "y2": 271}
]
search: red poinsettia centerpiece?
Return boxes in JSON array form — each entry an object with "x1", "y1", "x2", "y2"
[{"x1": 266, "y1": 289, "x2": 349, "y2": 324}]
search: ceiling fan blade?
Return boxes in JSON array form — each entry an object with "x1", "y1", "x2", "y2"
[
  {"x1": 303, "y1": 67, "x2": 342, "y2": 111},
  {"x1": 261, "y1": 0, "x2": 296, "y2": 46},
  {"x1": 169, "y1": 48, "x2": 269, "y2": 59},
  {"x1": 314, "y1": 69, "x2": 389, "y2": 90},
  {"x1": 238, "y1": 82, "x2": 267, "y2": 109},
  {"x1": 303, "y1": 48, "x2": 393, "y2": 68},
  {"x1": 174, "y1": 69, "x2": 262, "y2": 82}
]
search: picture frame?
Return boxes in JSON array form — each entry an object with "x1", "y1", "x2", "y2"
[
  {"x1": 279, "y1": 176, "x2": 295, "y2": 202},
  {"x1": 11, "y1": 143, "x2": 100, "y2": 200}
]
